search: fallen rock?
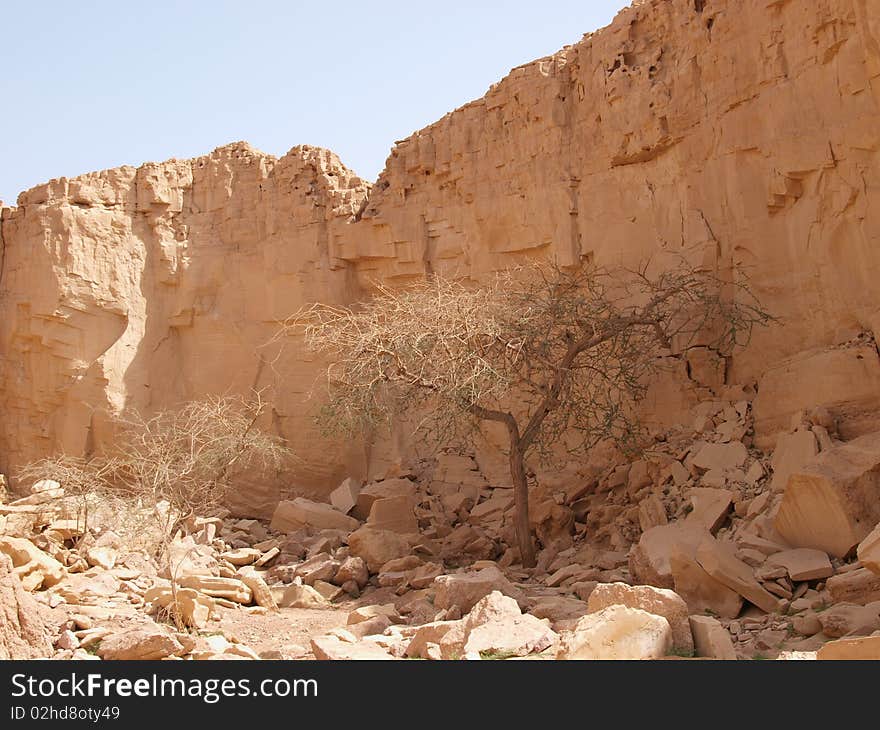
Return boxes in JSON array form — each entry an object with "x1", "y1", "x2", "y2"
[
  {"x1": 353, "y1": 479, "x2": 417, "y2": 521},
  {"x1": 638, "y1": 495, "x2": 668, "y2": 532},
  {"x1": 775, "y1": 431, "x2": 880, "y2": 557},
  {"x1": 311, "y1": 635, "x2": 396, "y2": 660},
  {"x1": 528, "y1": 595, "x2": 590, "y2": 623},
  {"x1": 685, "y1": 488, "x2": 733, "y2": 534},
  {"x1": 691, "y1": 442, "x2": 748, "y2": 472},
  {"x1": 817, "y1": 602, "x2": 880, "y2": 638},
  {"x1": 163, "y1": 538, "x2": 219, "y2": 579},
  {"x1": 469, "y1": 492, "x2": 514, "y2": 525},
  {"x1": 333, "y1": 556, "x2": 369, "y2": 588},
  {"x1": 347, "y1": 527, "x2": 414, "y2": 573},
  {"x1": 765, "y1": 548, "x2": 833, "y2": 582},
  {"x1": 0, "y1": 555, "x2": 52, "y2": 659},
  {"x1": 177, "y1": 575, "x2": 252, "y2": 604},
  {"x1": 145, "y1": 586, "x2": 215, "y2": 629},
  {"x1": 587, "y1": 582, "x2": 693, "y2": 655},
  {"x1": 237, "y1": 568, "x2": 277, "y2": 610},
  {"x1": 347, "y1": 604, "x2": 400, "y2": 625},
  {"x1": 433, "y1": 566, "x2": 525, "y2": 613},
  {"x1": 0, "y1": 537, "x2": 66, "y2": 591},
  {"x1": 670, "y1": 548, "x2": 743, "y2": 618},
  {"x1": 311, "y1": 580, "x2": 342, "y2": 602},
  {"x1": 826, "y1": 568, "x2": 880, "y2": 606},
  {"x1": 366, "y1": 495, "x2": 418, "y2": 534},
  {"x1": 770, "y1": 430, "x2": 819, "y2": 492},
  {"x1": 462, "y1": 591, "x2": 557, "y2": 658},
  {"x1": 404, "y1": 621, "x2": 467, "y2": 660},
  {"x1": 857, "y1": 523, "x2": 880, "y2": 575},
  {"x1": 278, "y1": 583, "x2": 330, "y2": 609},
  {"x1": 629, "y1": 522, "x2": 710, "y2": 589},
  {"x1": 84, "y1": 546, "x2": 118, "y2": 570},
  {"x1": 270, "y1": 498, "x2": 360, "y2": 533},
  {"x1": 556, "y1": 605, "x2": 673, "y2": 660},
  {"x1": 55, "y1": 571, "x2": 120, "y2": 604},
  {"x1": 98, "y1": 625, "x2": 185, "y2": 660},
  {"x1": 221, "y1": 548, "x2": 261, "y2": 566},
  {"x1": 817, "y1": 635, "x2": 880, "y2": 660},
  {"x1": 688, "y1": 615, "x2": 736, "y2": 660},
  {"x1": 294, "y1": 553, "x2": 339, "y2": 586},
  {"x1": 792, "y1": 613, "x2": 823, "y2": 636},
  {"x1": 695, "y1": 539, "x2": 782, "y2": 614},
  {"x1": 330, "y1": 477, "x2": 362, "y2": 515}
]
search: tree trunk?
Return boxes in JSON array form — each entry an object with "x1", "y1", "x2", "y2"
[{"x1": 509, "y1": 444, "x2": 536, "y2": 568}]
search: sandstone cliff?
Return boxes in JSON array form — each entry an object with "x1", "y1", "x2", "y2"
[{"x1": 2, "y1": 0, "x2": 879, "y2": 514}]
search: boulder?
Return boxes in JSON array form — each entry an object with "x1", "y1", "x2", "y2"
[
  {"x1": 347, "y1": 604, "x2": 400, "y2": 625},
  {"x1": 312, "y1": 580, "x2": 344, "y2": 602},
  {"x1": 688, "y1": 615, "x2": 736, "y2": 660},
  {"x1": 56, "y1": 572, "x2": 120, "y2": 604},
  {"x1": 98, "y1": 626, "x2": 186, "y2": 660},
  {"x1": 221, "y1": 548, "x2": 261, "y2": 566},
  {"x1": 432, "y1": 566, "x2": 525, "y2": 613},
  {"x1": 826, "y1": 568, "x2": 880, "y2": 606},
  {"x1": 347, "y1": 527, "x2": 414, "y2": 573},
  {"x1": 817, "y1": 602, "x2": 880, "y2": 638},
  {"x1": 145, "y1": 586, "x2": 215, "y2": 629},
  {"x1": 163, "y1": 537, "x2": 219, "y2": 579},
  {"x1": 353, "y1": 479, "x2": 417, "y2": 521},
  {"x1": 684, "y1": 488, "x2": 733, "y2": 534},
  {"x1": 765, "y1": 548, "x2": 833, "y2": 582},
  {"x1": 0, "y1": 537, "x2": 66, "y2": 591},
  {"x1": 770, "y1": 430, "x2": 819, "y2": 492},
  {"x1": 691, "y1": 442, "x2": 748, "y2": 472},
  {"x1": 629, "y1": 522, "x2": 710, "y2": 589},
  {"x1": 84, "y1": 546, "x2": 118, "y2": 570},
  {"x1": 670, "y1": 545, "x2": 744, "y2": 619},
  {"x1": 469, "y1": 492, "x2": 514, "y2": 525},
  {"x1": 294, "y1": 553, "x2": 339, "y2": 585},
  {"x1": 0, "y1": 555, "x2": 52, "y2": 659},
  {"x1": 587, "y1": 582, "x2": 693, "y2": 655},
  {"x1": 310, "y1": 635, "x2": 395, "y2": 660},
  {"x1": 404, "y1": 621, "x2": 467, "y2": 660},
  {"x1": 752, "y1": 346, "x2": 880, "y2": 450},
  {"x1": 638, "y1": 495, "x2": 668, "y2": 532},
  {"x1": 333, "y1": 556, "x2": 369, "y2": 588},
  {"x1": 817, "y1": 635, "x2": 880, "y2": 660},
  {"x1": 237, "y1": 568, "x2": 277, "y2": 610},
  {"x1": 278, "y1": 584, "x2": 330, "y2": 609},
  {"x1": 775, "y1": 431, "x2": 880, "y2": 557},
  {"x1": 270, "y1": 498, "x2": 360, "y2": 533},
  {"x1": 463, "y1": 592, "x2": 557, "y2": 658},
  {"x1": 177, "y1": 575, "x2": 252, "y2": 604},
  {"x1": 857, "y1": 523, "x2": 880, "y2": 575},
  {"x1": 556, "y1": 606, "x2": 673, "y2": 660},
  {"x1": 528, "y1": 595, "x2": 590, "y2": 623},
  {"x1": 366, "y1": 495, "x2": 418, "y2": 534},
  {"x1": 695, "y1": 539, "x2": 782, "y2": 613},
  {"x1": 330, "y1": 477, "x2": 362, "y2": 515}
]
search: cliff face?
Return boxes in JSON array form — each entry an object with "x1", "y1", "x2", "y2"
[
  {"x1": 0, "y1": 145, "x2": 372, "y2": 513},
  {"x1": 2, "y1": 0, "x2": 879, "y2": 513}
]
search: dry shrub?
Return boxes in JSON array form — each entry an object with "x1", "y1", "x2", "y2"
[{"x1": 16, "y1": 394, "x2": 290, "y2": 558}]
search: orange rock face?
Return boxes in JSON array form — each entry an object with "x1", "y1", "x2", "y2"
[{"x1": 1, "y1": 0, "x2": 879, "y2": 512}]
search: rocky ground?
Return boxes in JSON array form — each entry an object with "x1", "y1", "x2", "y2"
[{"x1": 3, "y1": 391, "x2": 880, "y2": 661}]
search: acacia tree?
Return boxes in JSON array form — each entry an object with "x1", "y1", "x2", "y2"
[{"x1": 290, "y1": 261, "x2": 771, "y2": 567}]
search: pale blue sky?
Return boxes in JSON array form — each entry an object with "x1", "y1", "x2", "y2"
[{"x1": 0, "y1": 1, "x2": 625, "y2": 203}]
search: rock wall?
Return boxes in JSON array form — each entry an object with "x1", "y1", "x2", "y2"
[
  {"x1": 0, "y1": 144, "x2": 372, "y2": 513},
  {"x1": 2, "y1": 0, "x2": 879, "y2": 513}
]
